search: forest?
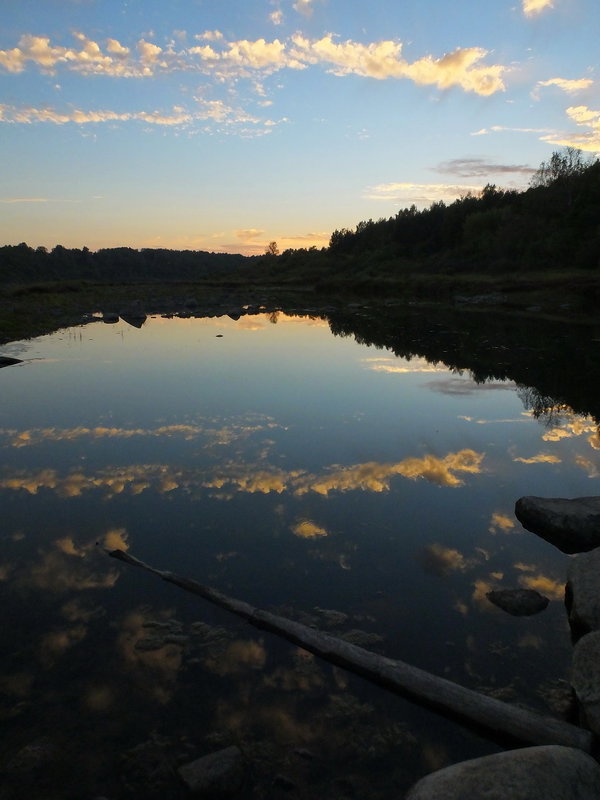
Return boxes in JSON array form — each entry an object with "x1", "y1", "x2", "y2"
[{"x1": 1, "y1": 148, "x2": 599, "y2": 289}]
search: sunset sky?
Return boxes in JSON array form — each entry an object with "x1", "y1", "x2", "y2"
[{"x1": 1, "y1": 0, "x2": 599, "y2": 255}]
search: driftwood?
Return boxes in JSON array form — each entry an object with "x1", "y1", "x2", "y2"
[{"x1": 107, "y1": 548, "x2": 594, "y2": 753}]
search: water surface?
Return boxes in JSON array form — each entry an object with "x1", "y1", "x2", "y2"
[{"x1": 1, "y1": 308, "x2": 598, "y2": 798}]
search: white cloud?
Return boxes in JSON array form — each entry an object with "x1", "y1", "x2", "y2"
[
  {"x1": 536, "y1": 77, "x2": 594, "y2": 94},
  {"x1": 364, "y1": 181, "x2": 482, "y2": 205},
  {"x1": 270, "y1": 10, "x2": 284, "y2": 25},
  {"x1": 0, "y1": 100, "x2": 274, "y2": 132},
  {"x1": 293, "y1": 0, "x2": 316, "y2": 16},
  {"x1": 522, "y1": 0, "x2": 554, "y2": 16}
]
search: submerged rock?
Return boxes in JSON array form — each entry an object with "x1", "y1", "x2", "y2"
[
  {"x1": 486, "y1": 588, "x2": 550, "y2": 616},
  {"x1": 405, "y1": 746, "x2": 600, "y2": 799},
  {"x1": 178, "y1": 745, "x2": 244, "y2": 796},
  {"x1": 571, "y1": 631, "x2": 600, "y2": 737},
  {"x1": 566, "y1": 548, "x2": 600, "y2": 636},
  {"x1": 515, "y1": 496, "x2": 600, "y2": 553},
  {"x1": 0, "y1": 356, "x2": 22, "y2": 368}
]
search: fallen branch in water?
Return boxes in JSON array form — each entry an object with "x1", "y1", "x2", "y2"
[{"x1": 107, "y1": 548, "x2": 594, "y2": 753}]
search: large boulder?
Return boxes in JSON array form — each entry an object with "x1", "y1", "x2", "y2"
[
  {"x1": 177, "y1": 745, "x2": 244, "y2": 796},
  {"x1": 566, "y1": 548, "x2": 600, "y2": 637},
  {"x1": 405, "y1": 746, "x2": 600, "y2": 800},
  {"x1": 515, "y1": 496, "x2": 600, "y2": 553},
  {"x1": 571, "y1": 631, "x2": 600, "y2": 737}
]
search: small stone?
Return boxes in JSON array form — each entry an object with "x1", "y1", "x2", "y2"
[
  {"x1": 178, "y1": 745, "x2": 244, "y2": 796},
  {"x1": 405, "y1": 745, "x2": 600, "y2": 799},
  {"x1": 486, "y1": 588, "x2": 550, "y2": 616}
]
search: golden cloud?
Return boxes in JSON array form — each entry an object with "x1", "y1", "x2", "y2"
[
  {"x1": 542, "y1": 105, "x2": 600, "y2": 152},
  {"x1": 103, "y1": 528, "x2": 130, "y2": 551},
  {"x1": 0, "y1": 448, "x2": 484, "y2": 501},
  {"x1": 291, "y1": 520, "x2": 328, "y2": 538},
  {"x1": 541, "y1": 415, "x2": 598, "y2": 442},
  {"x1": 518, "y1": 573, "x2": 564, "y2": 600},
  {"x1": 513, "y1": 453, "x2": 561, "y2": 464},
  {"x1": 574, "y1": 454, "x2": 600, "y2": 479},
  {"x1": 488, "y1": 512, "x2": 516, "y2": 534},
  {"x1": 522, "y1": 0, "x2": 554, "y2": 15},
  {"x1": 0, "y1": 419, "x2": 279, "y2": 449},
  {"x1": 0, "y1": 31, "x2": 507, "y2": 96},
  {"x1": 420, "y1": 543, "x2": 467, "y2": 576}
]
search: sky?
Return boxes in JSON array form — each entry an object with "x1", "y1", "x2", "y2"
[{"x1": 1, "y1": 0, "x2": 599, "y2": 255}]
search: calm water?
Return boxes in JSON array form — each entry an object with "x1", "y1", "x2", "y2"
[{"x1": 1, "y1": 308, "x2": 599, "y2": 798}]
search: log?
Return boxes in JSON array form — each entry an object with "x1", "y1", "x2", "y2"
[{"x1": 107, "y1": 548, "x2": 594, "y2": 753}]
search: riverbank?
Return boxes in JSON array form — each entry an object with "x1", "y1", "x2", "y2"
[{"x1": 2, "y1": 269, "x2": 600, "y2": 348}]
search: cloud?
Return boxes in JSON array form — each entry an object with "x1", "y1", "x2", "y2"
[
  {"x1": 291, "y1": 520, "x2": 328, "y2": 538},
  {"x1": 541, "y1": 105, "x2": 600, "y2": 152},
  {"x1": 426, "y1": 377, "x2": 516, "y2": 395},
  {"x1": 513, "y1": 453, "x2": 561, "y2": 464},
  {"x1": 518, "y1": 573, "x2": 563, "y2": 600},
  {"x1": 364, "y1": 181, "x2": 482, "y2": 205},
  {"x1": 522, "y1": 0, "x2": 554, "y2": 16},
  {"x1": 0, "y1": 99, "x2": 274, "y2": 132},
  {"x1": 0, "y1": 449, "x2": 484, "y2": 500},
  {"x1": 433, "y1": 158, "x2": 536, "y2": 178},
  {"x1": 536, "y1": 77, "x2": 594, "y2": 94},
  {"x1": 270, "y1": 10, "x2": 284, "y2": 25},
  {"x1": 0, "y1": 196, "x2": 49, "y2": 203},
  {"x1": 363, "y1": 356, "x2": 447, "y2": 374},
  {"x1": 0, "y1": 31, "x2": 507, "y2": 96},
  {"x1": 471, "y1": 125, "x2": 555, "y2": 137},
  {"x1": 293, "y1": 0, "x2": 316, "y2": 16},
  {"x1": 541, "y1": 414, "x2": 598, "y2": 442},
  {"x1": 419, "y1": 543, "x2": 467, "y2": 576},
  {"x1": 235, "y1": 228, "x2": 265, "y2": 241},
  {"x1": 488, "y1": 512, "x2": 516, "y2": 534},
  {"x1": 290, "y1": 35, "x2": 506, "y2": 94}
]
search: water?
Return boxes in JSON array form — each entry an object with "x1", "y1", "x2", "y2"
[{"x1": 0, "y1": 306, "x2": 598, "y2": 798}]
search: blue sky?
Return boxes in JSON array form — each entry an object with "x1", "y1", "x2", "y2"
[{"x1": 1, "y1": 0, "x2": 598, "y2": 254}]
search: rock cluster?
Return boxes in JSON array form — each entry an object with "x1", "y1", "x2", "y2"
[{"x1": 404, "y1": 495, "x2": 600, "y2": 799}]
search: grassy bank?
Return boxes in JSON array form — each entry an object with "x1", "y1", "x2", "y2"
[{"x1": 1, "y1": 269, "x2": 600, "y2": 348}]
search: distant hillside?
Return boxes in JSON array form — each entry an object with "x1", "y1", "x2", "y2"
[{"x1": 0, "y1": 244, "x2": 250, "y2": 285}]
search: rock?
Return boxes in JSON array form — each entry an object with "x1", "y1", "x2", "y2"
[
  {"x1": 0, "y1": 356, "x2": 23, "y2": 367},
  {"x1": 178, "y1": 745, "x2": 244, "y2": 796},
  {"x1": 566, "y1": 548, "x2": 600, "y2": 636},
  {"x1": 339, "y1": 629, "x2": 384, "y2": 647},
  {"x1": 486, "y1": 588, "x2": 550, "y2": 616},
  {"x1": 405, "y1": 745, "x2": 600, "y2": 800},
  {"x1": 571, "y1": 631, "x2": 600, "y2": 736},
  {"x1": 4, "y1": 737, "x2": 57, "y2": 775},
  {"x1": 515, "y1": 496, "x2": 600, "y2": 553},
  {"x1": 101, "y1": 312, "x2": 119, "y2": 324}
]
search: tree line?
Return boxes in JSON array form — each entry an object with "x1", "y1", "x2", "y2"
[
  {"x1": 327, "y1": 148, "x2": 600, "y2": 272},
  {"x1": 0, "y1": 244, "x2": 249, "y2": 285}
]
